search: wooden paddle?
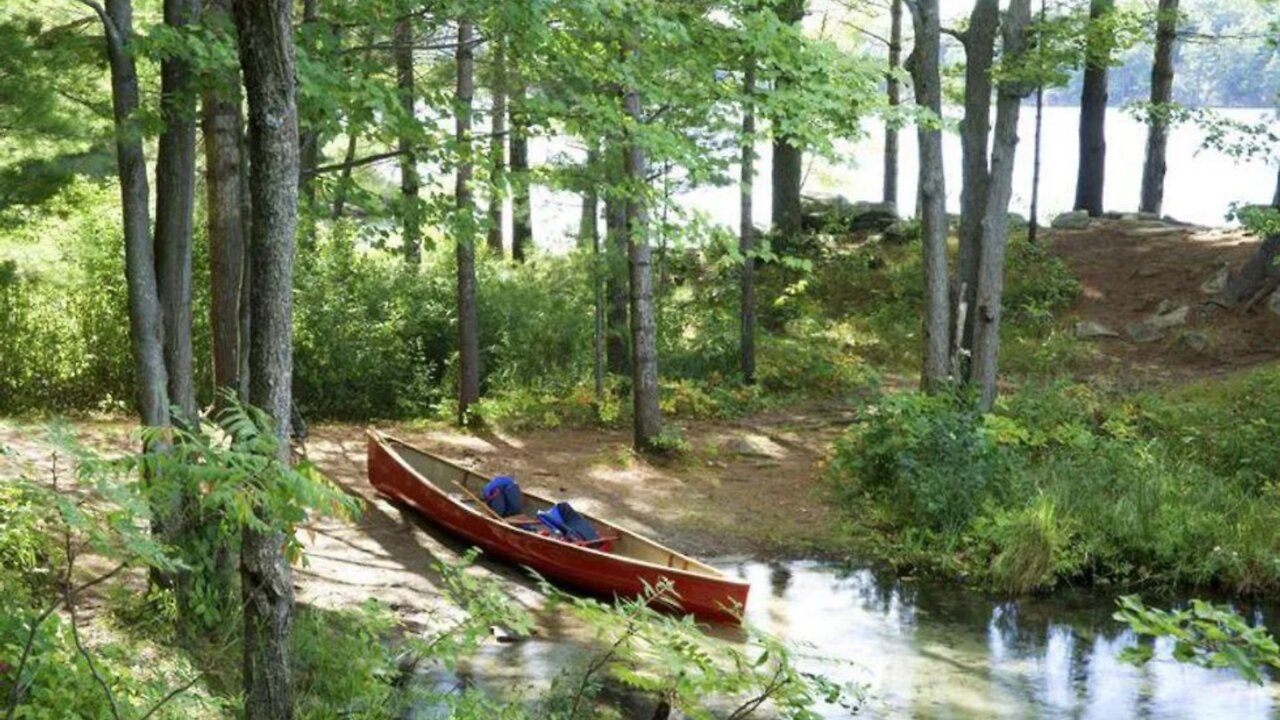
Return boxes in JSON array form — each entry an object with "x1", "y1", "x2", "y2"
[{"x1": 453, "y1": 480, "x2": 506, "y2": 522}]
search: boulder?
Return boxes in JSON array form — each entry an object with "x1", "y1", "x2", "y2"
[
  {"x1": 1007, "y1": 213, "x2": 1029, "y2": 228},
  {"x1": 1124, "y1": 321, "x2": 1166, "y2": 344},
  {"x1": 727, "y1": 434, "x2": 786, "y2": 459},
  {"x1": 1148, "y1": 304, "x2": 1190, "y2": 329},
  {"x1": 1200, "y1": 265, "x2": 1230, "y2": 295},
  {"x1": 1179, "y1": 331, "x2": 1210, "y2": 353},
  {"x1": 1269, "y1": 290, "x2": 1280, "y2": 317},
  {"x1": 882, "y1": 219, "x2": 918, "y2": 243},
  {"x1": 1075, "y1": 320, "x2": 1120, "y2": 339},
  {"x1": 1051, "y1": 211, "x2": 1091, "y2": 230},
  {"x1": 800, "y1": 194, "x2": 898, "y2": 233}
]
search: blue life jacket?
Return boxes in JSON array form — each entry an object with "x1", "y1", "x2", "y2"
[
  {"x1": 537, "y1": 502, "x2": 600, "y2": 543},
  {"x1": 482, "y1": 476, "x2": 522, "y2": 517}
]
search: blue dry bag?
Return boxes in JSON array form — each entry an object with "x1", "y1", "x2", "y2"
[
  {"x1": 537, "y1": 502, "x2": 601, "y2": 543},
  {"x1": 482, "y1": 476, "x2": 522, "y2": 517}
]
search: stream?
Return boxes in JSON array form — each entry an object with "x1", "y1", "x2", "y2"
[{"x1": 445, "y1": 560, "x2": 1280, "y2": 719}]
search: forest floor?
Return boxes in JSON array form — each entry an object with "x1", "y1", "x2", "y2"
[{"x1": 4, "y1": 219, "x2": 1278, "y2": 626}]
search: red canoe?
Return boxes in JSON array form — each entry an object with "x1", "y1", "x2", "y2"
[{"x1": 366, "y1": 430, "x2": 749, "y2": 624}]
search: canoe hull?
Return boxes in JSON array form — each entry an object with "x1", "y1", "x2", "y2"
[{"x1": 366, "y1": 435, "x2": 748, "y2": 624}]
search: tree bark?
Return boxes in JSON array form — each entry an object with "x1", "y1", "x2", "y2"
[
  {"x1": 586, "y1": 148, "x2": 605, "y2": 406},
  {"x1": 605, "y1": 190, "x2": 629, "y2": 375},
  {"x1": 1073, "y1": 0, "x2": 1113, "y2": 217},
  {"x1": 330, "y1": 129, "x2": 358, "y2": 220},
  {"x1": 510, "y1": 77, "x2": 532, "y2": 262},
  {"x1": 622, "y1": 52, "x2": 662, "y2": 452},
  {"x1": 295, "y1": 0, "x2": 320, "y2": 250},
  {"x1": 232, "y1": 0, "x2": 298, "y2": 715},
  {"x1": 155, "y1": 0, "x2": 200, "y2": 425},
  {"x1": 1139, "y1": 0, "x2": 1179, "y2": 216},
  {"x1": 91, "y1": 0, "x2": 170, "y2": 430},
  {"x1": 954, "y1": 0, "x2": 998, "y2": 371},
  {"x1": 455, "y1": 19, "x2": 481, "y2": 423},
  {"x1": 203, "y1": 0, "x2": 245, "y2": 399},
  {"x1": 1028, "y1": 0, "x2": 1046, "y2": 245},
  {"x1": 970, "y1": 0, "x2": 1032, "y2": 410},
  {"x1": 740, "y1": 55, "x2": 757, "y2": 386},
  {"x1": 906, "y1": 0, "x2": 951, "y2": 390},
  {"x1": 770, "y1": 0, "x2": 805, "y2": 237},
  {"x1": 395, "y1": 17, "x2": 422, "y2": 265},
  {"x1": 884, "y1": 0, "x2": 903, "y2": 211},
  {"x1": 487, "y1": 39, "x2": 507, "y2": 256}
]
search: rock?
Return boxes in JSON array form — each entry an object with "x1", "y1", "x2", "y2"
[
  {"x1": 1269, "y1": 290, "x2": 1280, "y2": 317},
  {"x1": 1133, "y1": 265, "x2": 1162, "y2": 279},
  {"x1": 1101, "y1": 211, "x2": 1125, "y2": 220},
  {"x1": 1051, "y1": 211, "x2": 1091, "y2": 230},
  {"x1": 727, "y1": 434, "x2": 786, "y2": 459},
  {"x1": 1007, "y1": 213, "x2": 1028, "y2": 228},
  {"x1": 1124, "y1": 321, "x2": 1166, "y2": 344},
  {"x1": 1200, "y1": 265, "x2": 1230, "y2": 295},
  {"x1": 1075, "y1": 320, "x2": 1120, "y2": 339},
  {"x1": 1179, "y1": 331, "x2": 1210, "y2": 353},
  {"x1": 882, "y1": 219, "x2": 917, "y2": 243},
  {"x1": 800, "y1": 194, "x2": 897, "y2": 233},
  {"x1": 1148, "y1": 304, "x2": 1190, "y2": 329}
]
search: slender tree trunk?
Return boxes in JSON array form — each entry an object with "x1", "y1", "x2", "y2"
[
  {"x1": 237, "y1": 128, "x2": 253, "y2": 400},
  {"x1": 1028, "y1": 0, "x2": 1046, "y2": 244},
  {"x1": 395, "y1": 17, "x2": 422, "y2": 264},
  {"x1": 487, "y1": 40, "x2": 507, "y2": 256},
  {"x1": 204, "y1": 0, "x2": 245, "y2": 398},
  {"x1": 955, "y1": 0, "x2": 998, "y2": 371},
  {"x1": 906, "y1": 0, "x2": 950, "y2": 390},
  {"x1": 1139, "y1": 0, "x2": 1179, "y2": 216},
  {"x1": 605, "y1": 190, "x2": 629, "y2": 375},
  {"x1": 296, "y1": 0, "x2": 320, "y2": 250},
  {"x1": 970, "y1": 0, "x2": 1032, "y2": 410},
  {"x1": 586, "y1": 147, "x2": 605, "y2": 406},
  {"x1": 330, "y1": 129, "x2": 358, "y2": 220},
  {"x1": 509, "y1": 78, "x2": 532, "y2": 262},
  {"x1": 155, "y1": 0, "x2": 200, "y2": 425},
  {"x1": 771, "y1": 0, "x2": 805, "y2": 236},
  {"x1": 1073, "y1": 0, "x2": 1113, "y2": 217},
  {"x1": 884, "y1": 0, "x2": 903, "y2": 210},
  {"x1": 455, "y1": 19, "x2": 481, "y2": 423},
  {"x1": 740, "y1": 56, "x2": 757, "y2": 386},
  {"x1": 92, "y1": 0, "x2": 170, "y2": 430},
  {"x1": 622, "y1": 52, "x2": 661, "y2": 452},
  {"x1": 232, "y1": 0, "x2": 299, "y2": 715}
]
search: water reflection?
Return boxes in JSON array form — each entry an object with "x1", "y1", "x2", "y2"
[{"x1": 726, "y1": 561, "x2": 1280, "y2": 719}]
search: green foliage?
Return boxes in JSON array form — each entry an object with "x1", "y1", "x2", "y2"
[
  {"x1": 828, "y1": 370, "x2": 1280, "y2": 595},
  {"x1": 1116, "y1": 596, "x2": 1280, "y2": 686}
]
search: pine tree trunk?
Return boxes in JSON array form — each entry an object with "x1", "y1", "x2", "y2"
[
  {"x1": 295, "y1": 0, "x2": 320, "y2": 250},
  {"x1": 605, "y1": 192, "x2": 630, "y2": 376},
  {"x1": 622, "y1": 58, "x2": 662, "y2": 452},
  {"x1": 203, "y1": 0, "x2": 244, "y2": 398},
  {"x1": 770, "y1": 0, "x2": 805, "y2": 237},
  {"x1": 155, "y1": 0, "x2": 199, "y2": 425},
  {"x1": 455, "y1": 19, "x2": 481, "y2": 423},
  {"x1": 487, "y1": 40, "x2": 507, "y2": 256},
  {"x1": 232, "y1": 0, "x2": 299, "y2": 714},
  {"x1": 1139, "y1": 0, "x2": 1178, "y2": 216},
  {"x1": 740, "y1": 56, "x2": 757, "y2": 386},
  {"x1": 586, "y1": 147, "x2": 605, "y2": 405},
  {"x1": 96, "y1": 0, "x2": 170, "y2": 430},
  {"x1": 510, "y1": 78, "x2": 532, "y2": 262},
  {"x1": 955, "y1": 0, "x2": 998, "y2": 371},
  {"x1": 1028, "y1": 0, "x2": 1046, "y2": 244},
  {"x1": 330, "y1": 130, "x2": 358, "y2": 220},
  {"x1": 884, "y1": 0, "x2": 903, "y2": 210},
  {"x1": 395, "y1": 17, "x2": 422, "y2": 265},
  {"x1": 1073, "y1": 0, "x2": 1112, "y2": 217},
  {"x1": 970, "y1": 0, "x2": 1032, "y2": 410},
  {"x1": 906, "y1": 0, "x2": 951, "y2": 390}
]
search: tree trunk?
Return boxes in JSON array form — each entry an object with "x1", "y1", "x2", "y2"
[
  {"x1": 954, "y1": 0, "x2": 998, "y2": 371},
  {"x1": 237, "y1": 129, "x2": 253, "y2": 400},
  {"x1": 770, "y1": 0, "x2": 805, "y2": 237},
  {"x1": 906, "y1": 0, "x2": 950, "y2": 390},
  {"x1": 232, "y1": 0, "x2": 299, "y2": 715},
  {"x1": 1028, "y1": 0, "x2": 1046, "y2": 244},
  {"x1": 970, "y1": 0, "x2": 1032, "y2": 410},
  {"x1": 455, "y1": 19, "x2": 481, "y2": 423},
  {"x1": 94, "y1": 0, "x2": 170, "y2": 430},
  {"x1": 740, "y1": 56, "x2": 757, "y2": 386},
  {"x1": 395, "y1": 17, "x2": 422, "y2": 265},
  {"x1": 155, "y1": 0, "x2": 200, "y2": 425},
  {"x1": 510, "y1": 78, "x2": 532, "y2": 262},
  {"x1": 330, "y1": 129, "x2": 358, "y2": 220},
  {"x1": 1139, "y1": 0, "x2": 1179, "y2": 216},
  {"x1": 204, "y1": 0, "x2": 245, "y2": 398},
  {"x1": 884, "y1": 0, "x2": 903, "y2": 211},
  {"x1": 1073, "y1": 0, "x2": 1113, "y2": 217},
  {"x1": 622, "y1": 55, "x2": 662, "y2": 452},
  {"x1": 296, "y1": 0, "x2": 320, "y2": 250},
  {"x1": 487, "y1": 40, "x2": 507, "y2": 256},
  {"x1": 587, "y1": 148, "x2": 605, "y2": 407},
  {"x1": 605, "y1": 191, "x2": 629, "y2": 375}
]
